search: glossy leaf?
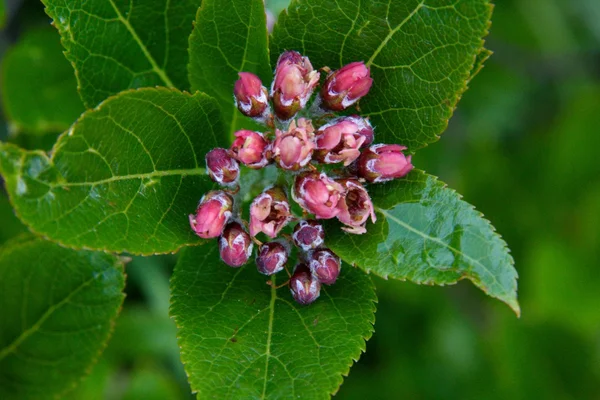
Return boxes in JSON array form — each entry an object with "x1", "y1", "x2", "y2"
[
  {"x1": 271, "y1": 0, "x2": 493, "y2": 151},
  {"x1": 0, "y1": 88, "x2": 225, "y2": 255},
  {"x1": 325, "y1": 170, "x2": 520, "y2": 315},
  {"x1": 171, "y1": 244, "x2": 376, "y2": 399},
  {"x1": 42, "y1": 0, "x2": 201, "y2": 107},
  {"x1": 1, "y1": 28, "x2": 84, "y2": 135},
  {"x1": 188, "y1": 0, "x2": 271, "y2": 137},
  {"x1": 0, "y1": 236, "x2": 125, "y2": 400}
]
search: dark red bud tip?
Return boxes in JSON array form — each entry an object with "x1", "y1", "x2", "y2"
[
  {"x1": 256, "y1": 242, "x2": 288, "y2": 275},
  {"x1": 289, "y1": 263, "x2": 321, "y2": 305},
  {"x1": 189, "y1": 191, "x2": 233, "y2": 239},
  {"x1": 309, "y1": 249, "x2": 341, "y2": 285},
  {"x1": 234, "y1": 72, "x2": 269, "y2": 118},
  {"x1": 321, "y1": 61, "x2": 373, "y2": 111},
  {"x1": 292, "y1": 220, "x2": 325, "y2": 251},
  {"x1": 356, "y1": 144, "x2": 414, "y2": 183},
  {"x1": 206, "y1": 148, "x2": 240, "y2": 186},
  {"x1": 219, "y1": 222, "x2": 254, "y2": 267}
]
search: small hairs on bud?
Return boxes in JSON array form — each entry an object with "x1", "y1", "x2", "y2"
[
  {"x1": 289, "y1": 263, "x2": 321, "y2": 305},
  {"x1": 219, "y1": 221, "x2": 254, "y2": 267},
  {"x1": 189, "y1": 191, "x2": 233, "y2": 239},
  {"x1": 309, "y1": 249, "x2": 341, "y2": 285},
  {"x1": 205, "y1": 148, "x2": 240, "y2": 186},
  {"x1": 320, "y1": 61, "x2": 373, "y2": 111},
  {"x1": 292, "y1": 220, "x2": 325, "y2": 251},
  {"x1": 256, "y1": 241, "x2": 289, "y2": 275},
  {"x1": 234, "y1": 72, "x2": 270, "y2": 119},
  {"x1": 356, "y1": 144, "x2": 414, "y2": 183}
]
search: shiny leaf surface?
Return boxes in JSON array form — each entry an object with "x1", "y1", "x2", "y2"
[
  {"x1": 171, "y1": 244, "x2": 376, "y2": 399},
  {"x1": 0, "y1": 88, "x2": 224, "y2": 255},
  {"x1": 188, "y1": 0, "x2": 272, "y2": 137},
  {"x1": 0, "y1": 236, "x2": 125, "y2": 400},
  {"x1": 326, "y1": 170, "x2": 519, "y2": 315},
  {"x1": 271, "y1": 0, "x2": 493, "y2": 151},
  {"x1": 42, "y1": 0, "x2": 201, "y2": 107}
]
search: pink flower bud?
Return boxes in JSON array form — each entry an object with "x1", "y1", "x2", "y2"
[
  {"x1": 272, "y1": 118, "x2": 315, "y2": 170},
  {"x1": 234, "y1": 72, "x2": 270, "y2": 118},
  {"x1": 219, "y1": 221, "x2": 254, "y2": 267},
  {"x1": 314, "y1": 116, "x2": 374, "y2": 166},
  {"x1": 189, "y1": 191, "x2": 233, "y2": 239},
  {"x1": 230, "y1": 130, "x2": 271, "y2": 168},
  {"x1": 289, "y1": 263, "x2": 321, "y2": 305},
  {"x1": 249, "y1": 187, "x2": 292, "y2": 238},
  {"x1": 293, "y1": 172, "x2": 346, "y2": 219},
  {"x1": 205, "y1": 148, "x2": 240, "y2": 186},
  {"x1": 292, "y1": 220, "x2": 325, "y2": 251},
  {"x1": 256, "y1": 241, "x2": 288, "y2": 275},
  {"x1": 336, "y1": 179, "x2": 376, "y2": 234},
  {"x1": 309, "y1": 249, "x2": 341, "y2": 285},
  {"x1": 271, "y1": 51, "x2": 320, "y2": 120},
  {"x1": 356, "y1": 144, "x2": 414, "y2": 183},
  {"x1": 321, "y1": 62, "x2": 373, "y2": 111}
]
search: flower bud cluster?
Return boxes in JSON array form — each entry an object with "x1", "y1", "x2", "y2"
[{"x1": 190, "y1": 51, "x2": 414, "y2": 305}]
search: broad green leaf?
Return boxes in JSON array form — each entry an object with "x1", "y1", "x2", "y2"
[
  {"x1": 188, "y1": 0, "x2": 271, "y2": 137},
  {"x1": 325, "y1": 170, "x2": 520, "y2": 315},
  {"x1": 0, "y1": 88, "x2": 225, "y2": 255},
  {"x1": 0, "y1": 193, "x2": 26, "y2": 245},
  {"x1": 171, "y1": 244, "x2": 376, "y2": 399},
  {"x1": 0, "y1": 236, "x2": 125, "y2": 400},
  {"x1": 1, "y1": 28, "x2": 84, "y2": 135},
  {"x1": 271, "y1": 0, "x2": 493, "y2": 151},
  {"x1": 42, "y1": 0, "x2": 201, "y2": 108}
]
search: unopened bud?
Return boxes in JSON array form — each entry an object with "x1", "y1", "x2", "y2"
[
  {"x1": 336, "y1": 179, "x2": 376, "y2": 234},
  {"x1": 219, "y1": 221, "x2": 253, "y2": 267},
  {"x1": 234, "y1": 72, "x2": 270, "y2": 118},
  {"x1": 272, "y1": 118, "x2": 315, "y2": 170},
  {"x1": 292, "y1": 220, "x2": 325, "y2": 251},
  {"x1": 256, "y1": 241, "x2": 288, "y2": 275},
  {"x1": 293, "y1": 172, "x2": 345, "y2": 219},
  {"x1": 189, "y1": 191, "x2": 233, "y2": 239},
  {"x1": 206, "y1": 148, "x2": 240, "y2": 186},
  {"x1": 314, "y1": 116, "x2": 374, "y2": 166},
  {"x1": 321, "y1": 61, "x2": 373, "y2": 111},
  {"x1": 271, "y1": 51, "x2": 320, "y2": 120},
  {"x1": 249, "y1": 187, "x2": 292, "y2": 238},
  {"x1": 230, "y1": 130, "x2": 271, "y2": 168},
  {"x1": 309, "y1": 249, "x2": 341, "y2": 285},
  {"x1": 356, "y1": 144, "x2": 413, "y2": 183},
  {"x1": 289, "y1": 263, "x2": 321, "y2": 305}
]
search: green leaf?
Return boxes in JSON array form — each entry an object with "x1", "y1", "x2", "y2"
[
  {"x1": 271, "y1": 0, "x2": 493, "y2": 151},
  {"x1": 0, "y1": 236, "x2": 125, "y2": 400},
  {"x1": 41, "y1": 0, "x2": 201, "y2": 108},
  {"x1": 325, "y1": 170, "x2": 520, "y2": 315},
  {"x1": 1, "y1": 27, "x2": 85, "y2": 135},
  {"x1": 0, "y1": 88, "x2": 225, "y2": 255},
  {"x1": 188, "y1": 0, "x2": 271, "y2": 137},
  {"x1": 170, "y1": 244, "x2": 376, "y2": 399},
  {"x1": 0, "y1": 194, "x2": 27, "y2": 246}
]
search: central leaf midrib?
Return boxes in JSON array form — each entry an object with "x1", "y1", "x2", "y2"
[
  {"x1": 261, "y1": 275, "x2": 277, "y2": 399},
  {"x1": 38, "y1": 167, "x2": 207, "y2": 188},
  {"x1": 107, "y1": 0, "x2": 175, "y2": 88}
]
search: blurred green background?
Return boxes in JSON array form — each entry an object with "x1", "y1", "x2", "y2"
[{"x1": 1, "y1": 0, "x2": 599, "y2": 399}]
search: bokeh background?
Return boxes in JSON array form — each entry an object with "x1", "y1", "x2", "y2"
[{"x1": 1, "y1": 0, "x2": 599, "y2": 398}]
